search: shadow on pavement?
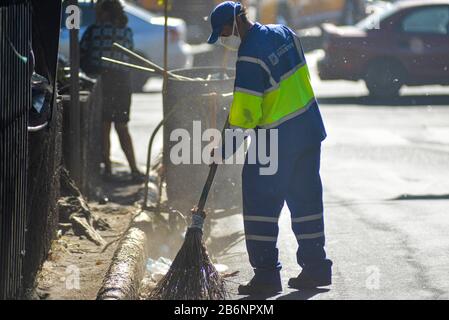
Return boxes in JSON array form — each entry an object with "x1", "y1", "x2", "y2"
[
  {"x1": 239, "y1": 293, "x2": 280, "y2": 301},
  {"x1": 391, "y1": 194, "x2": 449, "y2": 201},
  {"x1": 237, "y1": 288, "x2": 330, "y2": 300},
  {"x1": 99, "y1": 170, "x2": 144, "y2": 206},
  {"x1": 276, "y1": 288, "x2": 330, "y2": 300},
  {"x1": 317, "y1": 95, "x2": 449, "y2": 107},
  {"x1": 208, "y1": 230, "x2": 245, "y2": 258},
  {"x1": 210, "y1": 206, "x2": 244, "y2": 220}
]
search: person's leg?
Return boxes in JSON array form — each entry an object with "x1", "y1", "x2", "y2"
[
  {"x1": 103, "y1": 121, "x2": 112, "y2": 175},
  {"x1": 114, "y1": 122, "x2": 140, "y2": 173},
  {"x1": 239, "y1": 134, "x2": 296, "y2": 293},
  {"x1": 286, "y1": 144, "x2": 332, "y2": 286},
  {"x1": 241, "y1": 160, "x2": 284, "y2": 286}
]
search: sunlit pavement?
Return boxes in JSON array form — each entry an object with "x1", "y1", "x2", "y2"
[{"x1": 111, "y1": 50, "x2": 449, "y2": 300}]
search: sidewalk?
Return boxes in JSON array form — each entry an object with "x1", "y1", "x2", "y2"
[
  {"x1": 34, "y1": 85, "x2": 165, "y2": 299},
  {"x1": 35, "y1": 163, "x2": 143, "y2": 300}
]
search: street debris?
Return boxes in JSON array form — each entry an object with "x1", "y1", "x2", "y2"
[
  {"x1": 213, "y1": 264, "x2": 229, "y2": 273},
  {"x1": 146, "y1": 257, "x2": 172, "y2": 282},
  {"x1": 146, "y1": 257, "x2": 231, "y2": 282},
  {"x1": 58, "y1": 168, "x2": 110, "y2": 246},
  {"x1": 222, "y1": 271, "x2": 240, "y2": 279}
]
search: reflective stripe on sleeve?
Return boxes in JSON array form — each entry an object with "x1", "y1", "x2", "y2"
[
  {"x1": 235, "y1": 86, "x2": 264, "y2": 97},
  {"x1": 237, "y1": 56, "x2": 277, "y2": 87}
]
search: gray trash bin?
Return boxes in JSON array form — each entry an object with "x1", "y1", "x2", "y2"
[{"x1": 163, "y1": 67, "x2": 242, "y2": 213}]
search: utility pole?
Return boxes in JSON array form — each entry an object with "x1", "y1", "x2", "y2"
[{"x1": 163, "y1": 0, "x2": 169, "y2": 87}]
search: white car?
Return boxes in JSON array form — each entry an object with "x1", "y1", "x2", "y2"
[{"x1": 60, "y1": 0, "x2": 193, "y2": 91}]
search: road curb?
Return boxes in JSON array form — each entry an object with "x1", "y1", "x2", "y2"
[{"x1": 96, "y1": 178, "x2": 159, "y2": 300}]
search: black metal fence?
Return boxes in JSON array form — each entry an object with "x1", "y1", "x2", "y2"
[
  {"x1": 0, "y1": 0, "x2": 32, "y2": 299},
  {"x1": 1, "y1": 0, "x2": 62, "y2": 299},
  {"x1": 22, "y1": 0, "x2": 62, "y2": 294},
  {"x1": 23, "y1": 102, "x2": 62, "y2": 294},
  {"x1": 1, "y1": 0, "x2": 103, "y2": 299}
]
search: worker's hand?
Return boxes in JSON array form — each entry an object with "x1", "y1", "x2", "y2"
[{"x1": 190, "y1": 206, "x2": 206, "y2": 219}]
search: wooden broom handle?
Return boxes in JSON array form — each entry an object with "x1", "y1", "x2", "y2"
[{"x1": 196, "y1": 116, "x2": 230, "y2": 214}]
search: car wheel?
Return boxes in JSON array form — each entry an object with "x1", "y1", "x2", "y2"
[{"x1": 364, "y1": 60, "x2": 406, "y2": 98}]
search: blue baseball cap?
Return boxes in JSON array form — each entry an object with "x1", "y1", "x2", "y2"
[{"x1": 207, "y1": 1, "x2": 242, "y2": 44}]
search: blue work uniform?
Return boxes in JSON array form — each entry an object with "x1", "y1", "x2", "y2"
[{"x1": 230, "y1": 23, "x2": 332, "y2": 284}]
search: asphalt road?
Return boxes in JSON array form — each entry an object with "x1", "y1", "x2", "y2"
[{"x1": 111, "y1": 50, "x2": 449, "y2": 300}]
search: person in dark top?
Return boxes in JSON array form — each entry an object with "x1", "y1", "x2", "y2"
[{"x1": 80, "y1": 0, "x2": 143, "y2": 181}]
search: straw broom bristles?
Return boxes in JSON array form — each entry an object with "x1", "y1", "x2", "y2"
[{"x1": 148, "y1": 211, "x2": 227, "y2": 300}]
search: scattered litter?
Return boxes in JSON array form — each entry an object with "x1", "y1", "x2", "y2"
[
  {"x1": 146, "y1": 258, "x2": 230, "y2": 282},
  {"x1": 213, "y1": 264, "x2": 229, "y2": 273},
  {"x1": 146, "y1": 257, "x2": 173, "y2": 281},
  {"x1": 158, "y1": 257, "x2": 172, "y2": 266},
  {"x1": 222, "y1": 271, "x2": 240, "y2": 278},
  {"x1": 139, "y1": 274, "x2": 158, "y2": 300}
]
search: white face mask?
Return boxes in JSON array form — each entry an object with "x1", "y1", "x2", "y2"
[{"x1": 220, "y1": 7, "x2": 241, "y2": 51}]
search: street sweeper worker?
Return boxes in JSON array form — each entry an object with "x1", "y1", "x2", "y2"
[{"x1": 207, "y1": 1, "x2": 333, "y2": 295}]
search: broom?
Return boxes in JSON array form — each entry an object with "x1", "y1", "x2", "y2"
[{"x1": 149, "y1": 110, "x2": 230, "y2": 300}]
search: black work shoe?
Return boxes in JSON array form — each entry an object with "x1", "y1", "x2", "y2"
[
  {"x1": 131, "y1": 170, "x2": 146, "y2": 183},
  {"x1": 238, "y1": 280, "x2": 282, "y2": 296},
  {"x1": 288, "y1": 271, "x2": 332, "y2": 289}
]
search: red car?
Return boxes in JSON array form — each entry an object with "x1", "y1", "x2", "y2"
[{"x1": 318, "y1": 0, "x2": 449, "y2": 97}]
